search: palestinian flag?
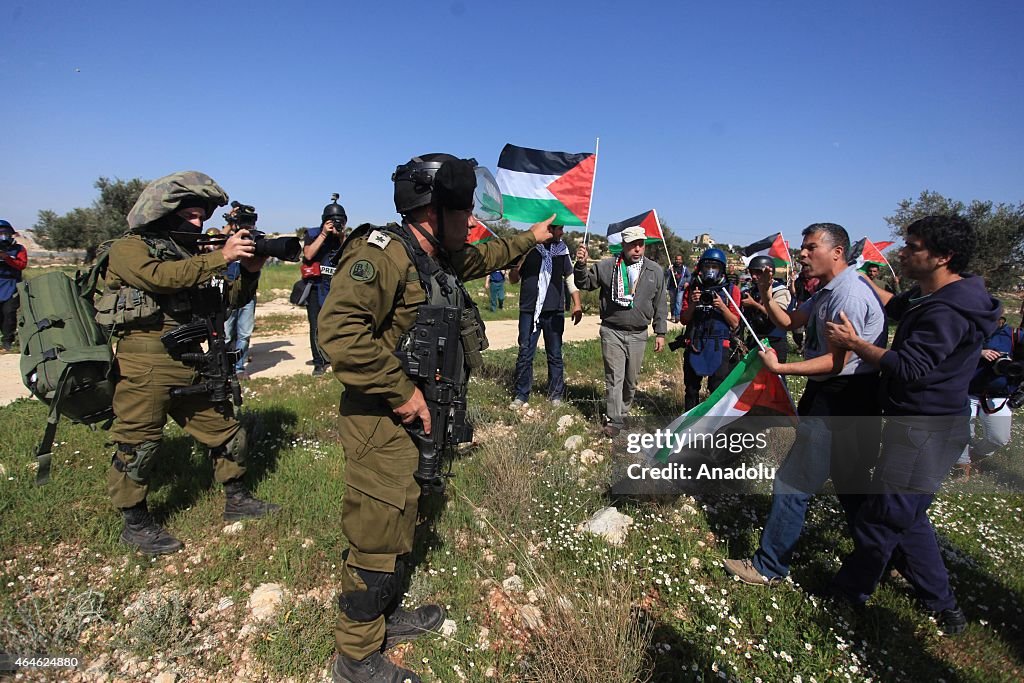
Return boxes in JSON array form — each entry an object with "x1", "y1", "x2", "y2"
[
  {"x1": 741, "y1": 233, "x2": 791, "y2": 268},
  {"x1": 607, "y1": 210, "x2": 663, "y2": 253},
  {"x1": 848, "y1": 237, "x2": 894, "y2": 270},
  {"x1": 467, "y1": 217, "x2": 497, "y2": 245},
  {"x1": 644, "y1": 347, "x2": 797, "y2": 464},
  {"x1": 495, "y1": 143, "x2": 596, "y2": 226}
]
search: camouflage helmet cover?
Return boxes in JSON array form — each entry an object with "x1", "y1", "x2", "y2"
[{"x1": 127, "y1": 170, "x2": 229, "y2": 231}]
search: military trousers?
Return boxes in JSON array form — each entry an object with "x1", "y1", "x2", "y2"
[
  {"x1": 335, "y1": 393, "x2": 422, "y2": 660},
  {"x1": 107, "y1": 347, "x2": 244, "y2": 509}
]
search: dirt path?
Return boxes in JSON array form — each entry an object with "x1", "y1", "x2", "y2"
[{"x1": 0, "y1": 302, "x2": 627, "y2": 407}]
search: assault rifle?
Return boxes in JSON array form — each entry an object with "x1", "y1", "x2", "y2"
[
  {"x1": 160, "y1": 285, "x2": 242, "y2": 406},
  {"x1": 395, "y1": 305, "x2": 472, "y2": 494}
]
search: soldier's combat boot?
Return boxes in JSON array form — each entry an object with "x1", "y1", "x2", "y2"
[
  {"x1": 120, "y1": 502, "x2": 183, "y2": 555},
  {"x1": 331, "y1": 652, "x2": 421, "y2": 683},
  {"x1": 384, "y1": 604, "x2": 446, "y2": 650},
  {"x1": 223, "y1": 479, "x2": 281, "y2": 521}
]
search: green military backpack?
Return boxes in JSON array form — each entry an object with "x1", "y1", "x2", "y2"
[{"x1": 16, "y1": 251, "x2": 116, "y2": 484}]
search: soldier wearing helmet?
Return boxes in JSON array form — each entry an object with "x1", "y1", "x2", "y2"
[
  {"x1": 0, "y1": 219, "x2": 28, "y2": 352},
  {"x1": 316, "y1": 153, "x2": 556, "y2": 683},
  {"x1": 103, "y1": 171, "x2": 279, "y2": 556},
  {"x1": 301, "y1": 195, "x2": 348, "y2": 376},
  {"x1": 674, "y1": 247, "x2": 741, "y2": 411},
  {"x1": 740, "y1": 254, "x2": 793, "y2": 372}
]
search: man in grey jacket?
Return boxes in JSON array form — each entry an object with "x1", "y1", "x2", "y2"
[{"x1": 575, "y1": 226, "x2": 668, "y2": 437}]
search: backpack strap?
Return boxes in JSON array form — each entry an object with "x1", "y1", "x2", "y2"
[{"x1": 33, "y1": 364, "x2": 74, "y2": 485}]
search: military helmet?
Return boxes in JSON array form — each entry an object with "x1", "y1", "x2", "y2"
[
  {"x1": 747, "y1": 254, "x2": 776, "y2": 274},
  {"x1": 392, "y1": 153, "x2": 461, "y2": 215},
  {"x1": 696, "y1": 248, "x2": 728, "y2": 287},
  {"x1": 127, "y1": 170, "x2": 228, "y2": 231}
]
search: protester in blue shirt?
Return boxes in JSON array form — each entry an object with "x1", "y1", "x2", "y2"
[
  {"x1": 0, "y1": 220, "x2": 28, "y2": 352},
  {"x1": 488, "y1": 269, "x2": 506, "y2": 311}
]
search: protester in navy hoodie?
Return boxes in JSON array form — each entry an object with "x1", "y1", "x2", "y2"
[{"x1": 824, "y1": 214, "x2": 1000, "y2": 635}]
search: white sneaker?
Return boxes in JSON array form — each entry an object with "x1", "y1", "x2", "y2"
[{"x1": 509, "y1": 398, "x2": 527, "y2": 410}]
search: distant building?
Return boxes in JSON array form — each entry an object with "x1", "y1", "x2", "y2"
[{"x1": 694, "y1": 233, "x2": 715, "y2": 246}]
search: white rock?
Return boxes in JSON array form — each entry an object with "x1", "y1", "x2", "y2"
[
  {"x1": 222, "y1": 521, "x2": 244, "y2": 535},
  {"x1": 556, "y1": 415, "x2": 574, "y2": 434},
  {"x1": 217, "y1": 596, "x2": 235, "y2": 611},
  {"x1": 518, "y1": 604, "x2": 545, "y2": 630},
  {"x1": 502, "y1": 575, "x2": 525, "y2": 592},
  {"x1": 247, "y1": 582, "x2": 286, "y2": 620},
  {"x1": 154, "y1": 673, "x2": 177, "y2": 683},
  {"x1": 564, "y1": 435, "x2": 584, "y2": 452},
  {"x1": 579, "y1": 449, "x2": 603, "y2": 466},
  {"x1": 440, "y1": 618, "x2": 458, "y2": 637},
  {"x1": 579, "y1": 506, "x2": 634, "y2": 546}
]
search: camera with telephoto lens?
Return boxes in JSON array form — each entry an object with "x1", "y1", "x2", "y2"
[
  {"x1": 221, "y1": 201, "x2": 301, "y2": 262},
  {"x1": 992, "y1": 355, "x2": 1024, "y2": 381}
]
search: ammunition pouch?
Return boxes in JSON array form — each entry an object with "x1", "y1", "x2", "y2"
[
  {"x1": 95, "y1": 286, "x2": 164, "y2": 331},
  {"x1": 460, "y1": 304, "x2": 488, "y2": 370}
]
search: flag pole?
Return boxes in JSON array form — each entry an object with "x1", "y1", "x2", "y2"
[
  {"x1": 873, "y1": 240, "x2": 898, "y2": 282},
  {"x1": 580, "y1": 137, "x2": 599, "y2": 252},
  {"x1": 652, "y1": 208, "x2": 677, "y2": 288},
  {"x1": 729, "y1": 294, "x2": 768, "y2": 353}
]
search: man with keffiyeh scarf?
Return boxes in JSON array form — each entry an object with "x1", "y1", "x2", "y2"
[
  {"x1": 574, "y1": 226, "x2": 667, "y2": 437},
  {"x1": 508, "y1": 224, "x2": 583, "y2": 408}
]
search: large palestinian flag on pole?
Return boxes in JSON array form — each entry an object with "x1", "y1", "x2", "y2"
[
  {"x1": 607, "y1": 210, "x2": 663, "y2": 253},
  {"x1": 848, "y1": 237, "x2": 894, "y2": 270},
  {"x1": 643, "y1": 348, "x2": 797, "y2": 464},
  {"x1": 495, "y1": 143, "x2": 596, "y2": 226},
  {"x1": 741, "y1": 233, "x2": 792, "y2": 268}
]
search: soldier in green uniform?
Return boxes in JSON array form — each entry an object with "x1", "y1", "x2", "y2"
[
  {"x1": 318, "y1": 154, "x2": 555, "y2": 683},
  {"x1": 104, "y1": 171, "x2": 280, "y2": 556}
]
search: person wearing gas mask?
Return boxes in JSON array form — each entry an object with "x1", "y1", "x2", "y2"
[
  {"x1": 0, "y1": 220, "x2": 28, "y2": 352},
  {"x1": 740, "y1": 255, "x2": 792, "y2": 370},
  {"x1": 316, "y1": 153, "x2": 556, "y2": 683},
  {"x1": 574, "y1": 227, "x2": 668, "y2": 438},
  {"x1": 303, "y1": 197, "x2": 347, "y2": 376},
  {"x1": 102, "y1": 171, "x2": 280, "y2": 556},
  {"x1": 953, "y1": 315, "x2": 1021, "y2": 477},
  {"x1": 674, "y1": 248, "x2": 740, "y2": 411}
]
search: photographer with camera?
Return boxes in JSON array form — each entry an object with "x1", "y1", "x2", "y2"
[
  {"x1": 673, "y1": 248, "x2": 740, "y2": 411},
  {"x1": 741, "y1": 255, "x2": 792, "y2": 369},
  {"x1": 954, "y1": 315, "x2": 1022, "y2": 477},
  {"x1": 302, "y1": 196, "x2": 347, "y2": 376},
  {"x1": 0, "y1": 220, "x2": 28, "y2": 352},
  {"x1": 221, "y1": 202, "x2": 259, "y2": 380}
]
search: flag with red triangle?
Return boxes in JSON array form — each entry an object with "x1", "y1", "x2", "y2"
[
  {"x1": 741, "y1": 233, "x2": 792, "y2": 268},
  {"x1": 467, "y1": 217, "x2": 497, "y2": 245},
  {"x1": 848, "y1": 238, "x2": 894, "y2": 270},
  {"x1": 495, "y1": 143, "x2": 596, "y2": 226},
  {"x1": 606, "y1": 210, "x2": 663, "y2": 252}
]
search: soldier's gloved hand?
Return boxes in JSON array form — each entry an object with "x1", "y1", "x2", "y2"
[
  {"x1": 223, "y1": 229, "x2": 256, "y2": 263},
  {"x1": 395, "y1": 387, "x2": 431, "y2": 435}
]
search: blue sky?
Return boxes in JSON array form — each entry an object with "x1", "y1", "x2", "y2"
[{"x1": 1, "y1": 0, "x2": 1022, "y2": 247}]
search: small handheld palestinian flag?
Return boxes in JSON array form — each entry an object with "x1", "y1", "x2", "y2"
[
  {"x1": 741, "y1": 233, "x2": 791, "y2": 268},
  {"x1": 643, "y1": 346, "x2": 797, "y2": 464},
  {"x1": 467, "y1": 217, "x2": 497, "y2": 245},
  {"x1": 848, "y1": 237, "x2": 894, "y2": 270},
  {"x1": 607, "y1": 210, "x2": 663, "y2": 253},
  {"x1": 495, "y1": 143, "x2": 596, "y2": 226}
]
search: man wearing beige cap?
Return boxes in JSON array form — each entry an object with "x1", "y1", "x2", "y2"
[{"x1": 575, "y1": 226, "x2": 667, "y2": 437}]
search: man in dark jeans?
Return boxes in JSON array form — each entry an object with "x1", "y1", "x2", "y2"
[
  {"x1": 302, "y1": 199, "x2": 346, "y2": 375},
  {"x1": 825, "y1": 214, "x2": 1000, "y2": 634},
  {"x1": 508, "y1": 224, "x2": 582, "y2": 408},
  {"x1": 0, "y1": 220, "x2": 27, "y2": 352}
]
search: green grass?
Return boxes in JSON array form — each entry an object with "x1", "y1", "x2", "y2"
[{"x1": 1, "y1": 339, "x2": 1023, "y2": 681}]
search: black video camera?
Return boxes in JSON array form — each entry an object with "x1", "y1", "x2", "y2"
[
  {"x1": 992, "y1": 355, "x2": 1024, "y2": 382},
  {"x1": 223, "y1": 201, "x2": 258, "y2": 227}
]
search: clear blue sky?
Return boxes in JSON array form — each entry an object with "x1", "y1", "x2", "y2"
[{"x1": 2, "y1": 0, "x2": 1022, "y2": 247}]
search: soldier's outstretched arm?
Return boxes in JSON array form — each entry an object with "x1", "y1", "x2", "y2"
[
  {"x1": 317, "y1": 241, "x2": 417, "y2": 408},
  {"x1": 108, "y1": 237, "x2": 230, "y2": 294},
  {"x1": 449, "y1": 231, "x2": 537, "y2": 281}
]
